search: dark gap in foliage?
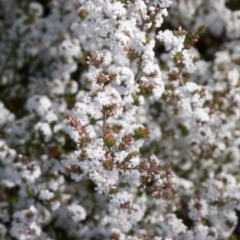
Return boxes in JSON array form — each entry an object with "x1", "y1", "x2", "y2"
[
  {"x1": 194, "y1": 29, "x2": 227, "y2": 62},
  {"x1": 36, "y1": 0, "x2": 52, "y2": 17},
  {"x1": 225, "y1": 0, "x2": 240, "y2": 10},
  {"x1": 233, "y1": 210, "x2": 240, "y2": 239}
]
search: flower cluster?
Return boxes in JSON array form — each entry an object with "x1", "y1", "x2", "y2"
[{"x1": 1, "y1": 0, "x2": 240, "y2": 240}]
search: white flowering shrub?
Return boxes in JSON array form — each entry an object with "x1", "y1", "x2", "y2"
[{"x1": 1, "y1": 0, "x2": 240, "y2": 239}]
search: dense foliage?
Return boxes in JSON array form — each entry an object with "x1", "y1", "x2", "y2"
[{"x1": 1, "y1": 0, "x2": 240, "y2": 239}]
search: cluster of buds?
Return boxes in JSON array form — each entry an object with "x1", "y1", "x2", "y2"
[{"x1": 86, "y1": 52, "x2": 105, "y2": 68}]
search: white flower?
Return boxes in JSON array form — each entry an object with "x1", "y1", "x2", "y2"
[
  {"x1": 0, "y1": 140, "x2": 16, "y2": 165},
  {"x1": 151, "y1": 83, "x2": 165, "y2": 99},
  {"x1": 12, "y1": 161, "x2": 41, "y2": 184},
  {"x1": 158, "y1": 0, "x2": 173, "y2": 8},
  {"x1": 59, "y1": 39, "x2": 82, "y2": 59},
  {"x1": 67, "y1": 203, "x2": 86, "y2": 222},
  {"x1": 228, "y1": 68, "x2": 239, "y2": 87},
  {"x1": 193, "y1": 108, "x2": 209, "y2": 123},
  {"x1": 110, "y1": 191, "x2": 132, "y2": 208},
  {"x1": 29, "y1": 2, "x2": 43, "y2": 17},
  {"x1": 157, "y1": 30, "x2": 185, "y2": 54},
  {"x1": 39, "y1": 189, "x2": 54, "y2": 201},
  {"x1": 49, "y1": 79, "x2": 65, "y2": 95},
  {"x1": 188, "y1": 199, "x2": 208, "y2": 221},
  {"x1": 114, "y1": 151, "x2": 128, "y2": 164},
  {"x1": 0, "y1": 101, "x2": 15, "y2": 126},
  {"x1": 161, "y1": 214, "x2": 187, "y2": 238},
  {"x1": 10, "y1": 206, "x2": 41, "y2": 240},
  {"x1": 26, "y1": 95, "x2": 52, "y2": 116},
  {"x1": 0, "y1": 223, "x2": 7, "y2": 240},
  {"x1": 115, "y1": 67, "x2": 135, "y2": 95},
  {"x1": 35, "y1": 122, "x2": 52, "y2": 142},
  {"x1": 182, "y1": 49, "x2": 197, "y2": 73}
]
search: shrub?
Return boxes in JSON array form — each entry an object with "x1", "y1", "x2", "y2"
[{"x1": 0, "y1": 0, "x2": 240, "y2": 239}]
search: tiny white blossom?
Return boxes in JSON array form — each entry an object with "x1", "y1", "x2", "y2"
[
  {"x1": 39, "y1": 189, "x2": 54, "y2": 201},
  {"x1": 110, "y1": 191, "x2": 132, "y2": 208},
  {"x1": 188, "y1": 199, "x2": 208, "y2": 221},
  {"x1": 67, "y1": 203, "x2": 86, "y2": 222},
  {"x1": 157, "y1": 30, "x2": 185, "y2": 54}
]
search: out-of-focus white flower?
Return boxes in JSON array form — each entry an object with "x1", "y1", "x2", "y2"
[
  {"x1": 188, "y1": 199, "x2": 208, "y2": 221},
  {"x1": 39, "y1": 189, "x2": 54, "y2": 201},
  {"x1": 67, "y1": 203, "x2": 86, "y2": 222},
  {"x1": 110, "y1": 191, "x2": 132, "y2": 209}
]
